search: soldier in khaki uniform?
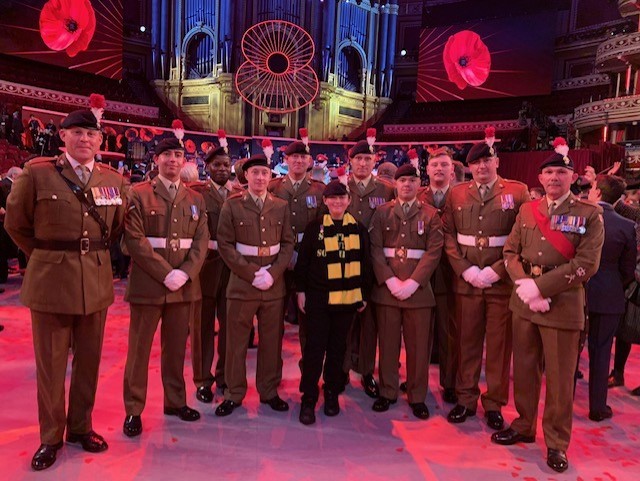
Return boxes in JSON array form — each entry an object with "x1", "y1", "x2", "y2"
[
  {"x1": 493, "y1": 149, "x2": 604, "y2": 473},
  {"x1": 215, "y1": 154, "x2": 294, "y2": 416},
  {"x1": 345, "y1": 138, "x2": 396, "y2": 398},
  {"x1": 122, "y1": 137, "x2": 209, "y2": 437},
  {"x1": 417, "y1": 147, "x2": 458, "y2": 404},
  {"x1": 189, "y1": 145, "x2": 242, "y2": 404},
  {"x1": 443, "y1": 140, "x2": 529, "y2": 429},
  {"x1": 369, "y1": 164, "x2": 443, "y2": 419},
  {"x1": 268, "y1": 139, "x2": 325, "y2": 357},
  {"x1": 5, "y1": 107, "x2": 126, "y2": 470}
]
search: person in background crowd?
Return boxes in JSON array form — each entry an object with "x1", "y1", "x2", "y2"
[
  {"x1": 585, "y1": 174, "x2": 635, "y2": 421},
  {"x1": 296, "y1": 180, "x2": 371, "y2": 425},
  {"x1": 1, "y1": 167, "x2": 24, "y2": 284},
  {"x1": 5, "y1": 103, "x2": 126, "y2": 470},
  {"x1": 180, "y1": 162, "x2": 199, "y2": 183},
  {"x1": 493, "y1": 147, "x2": 604, "y2": 473},
  {"x1": 376, "y1": 162, "x2": 398, "y2": 184},
  {"x1": 529, "y1": 186, "x2": 545, "y2": 200}
]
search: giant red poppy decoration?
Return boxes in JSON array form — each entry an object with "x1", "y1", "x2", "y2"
[
  {"x1": 443, "y1": 30, "x2": 491, "y2": 90},
  {"x1": 39, "y1": 0, "x2": 96, "y2": 58},
  {"x1": 184, "y1": 139, "x2": 197, "y2": 155}
]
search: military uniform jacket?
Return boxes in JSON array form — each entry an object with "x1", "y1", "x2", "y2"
[
  {"x1": 503, "y1": 194, "x2": 604, "y2": 330},
  {"x1": 268, "y1": 174, "x2": 325, "y2": 244},
  {"x1": 443, "y1": 176, "x2": 529, "y2": 295},
  {"x1": 189, "y1": 180, "x2": 242, "y2": 297},
  {"x1": 419, "y1": 186, "x2": 453, "y2": 295},
  {"x1": 124, "y1": 179, "x2": 209, "y2": 305},
  {"x1": 347, "y1": 175, "x2": 396, "y2": 228},
  {"x1": 4, "y1": 155, "x2": 126, "y2": 315},
  {"x1": 217, "y1": 191, "x2": 294, "y2": 301},
  {"x1": 369, "y1": 199, "x2": 443, "y2": 308}
]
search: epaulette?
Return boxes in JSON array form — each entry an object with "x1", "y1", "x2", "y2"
[
  {"x1": 131, "y1": 180, "x2": 152, "y2": 191},
  {"x1": 26, "y1": 156, "x2": 56, "y2": 166},
  {"x1": 451, "y1": 180, "x2": 472, "y2": 192},
  {"x1": 227, "y1": 191, "x2": 244, "y2": 201},
  {"x1": 576, "y1": 198, "x2": 602, "y2": 211},
  {"x1": 187, "y1": 180, "x2": 207, "y2": 190},
  {"x1": 501, "y1": 178, "x2": 528, "y2": 188},
  {"x1": 95, "y1": 162, "x2": 118, "y2": 173}
]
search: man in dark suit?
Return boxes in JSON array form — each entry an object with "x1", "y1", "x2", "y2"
[
  {"x1": 1, "y1": 167, "x2": 23, "y2": 283},
  {"x1": 586, "y1": 174, "x2": 636, "y2": 421}
]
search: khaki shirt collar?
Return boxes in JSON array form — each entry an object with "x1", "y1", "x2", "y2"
[
  {"x1": 157, "y1": 174, "x2": 181, "y2": 192},
  {"x1": 65, "y1": 152, "x2": 95, "y2": 173},
  {"x1": 546, "y1": 190, "x2": 572, "y2": 210}
]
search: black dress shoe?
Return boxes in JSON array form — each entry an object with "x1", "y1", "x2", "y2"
[
  {"x1": 299, "y1": 399, "x2": 316, "y2": 425},
  {"x1": 261, "y1": 395, "x2": 289, "y2": 412},
  {"x1": 400, "y1": 381, "x2": 407, "y2": 393},
  {"x1": 372, "y1": 397, "x2": 397, "y2": 412},
  {"x1": 324, "y1": 391, "x2": 340, "y2": 416},
  {"x1": 123, "y1": 415, "x2": 142, "y2": 437},
  {"x1": 491, "y1": 428, "x2": 535, "y2": 445},
  {"x1": 547, "y1": 448, "x2": 568, "y2": 473},
  {"x1": 196, "y1": 385, "x2": 213, "y2": 403},
  {"x1": 215, "y1": 399, "x2": 240, "y2": 417},
  {"x1": 410, "y1": 402, "x2": 430, "y2": 420},
  {"x1": 447, "y1": 404, "x2": 476, "y2": 424},
  {"x1": 443, "y1": 388, "x2": 458, "y2": 404},
  {"x1": 66, "y1": 430, "x2": 108, "y2": 453},
  {"x1": 485, "y1": 410, "x2": 504, "y2": 430},
  {"x1": 31, "y1": 442, "x2": 63, "y2": 471},
  {"x1": 361, "y1": 374, "x2": 380, "y2": 398},
  {"x1": 164, "y1": 406, "x2": 201, "y2": 422},
  {"x1": 607, "y1": 370, "x2": 624, "y2": 388},
  {"x1": 588, "y1": 405, "x2": 613, "y2": 422}
]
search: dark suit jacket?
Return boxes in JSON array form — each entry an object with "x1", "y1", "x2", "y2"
[{"x1": 586, "y1": 202, "x2": 636, "y2": 314}]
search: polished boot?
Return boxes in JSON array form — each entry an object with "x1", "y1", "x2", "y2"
[
  {"x1": 410, "y1": 402, "x2": 430, "y2": 420},
  {"x1": 361, "y1": 374, "x2": 380, "y2": 398},
  {"x1": 447, "y1": 404, "x2": 476, "y2": 424},
  {"x1": 485, "y1": 410, "x2": 504, "y2": 430},
  {"x1": 299, "y1": 398, "x2": 316, "y2": 425},
  {"x1": 215, "y1": 399, "x2": 240, "y2": 417},
  {"x1": 260, "y1": 395, "x2": 289, "y2": 412},
  {"x1": 196, "y1": 385, "x2": 213, "y2": 403},
  {"x1": 324, "y1": 391, "x2": 340, "y2": 416},
  {"x1": 163, "y1": 406, "x2": 201, "y2": 421},
  {"x1": 31, "y1": 442, "x2": 63, "y2": 471},
  {"x1": 66, "y1": 430, "x2": 108, "y2": 453},
  {"x1": 491, "y1": 428, "x2": 535, "y2": 445},
  {"x1": 123, "y1": 415, "x2": 142, "y2": 437},
  {"x1": 547, "y1": 448, "x2": 569, "y2": 473},
  {"x1": 588, "y1": 405, "x2": 613, "y2": 422}
]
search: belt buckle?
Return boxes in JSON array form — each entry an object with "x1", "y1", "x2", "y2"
[
  {"x1": 80, "y1": 237, "x2": 90, "y2": 255},
  {"x1": 169, "y1": 238, "x2": 180, "y2": 252},
  {"x1": 258, "y1": 246, "x2": 270, "y2": 256},
  {"x1": 475, "y1": 236, "x2": 489, "y2": 249},
  {"x1": 531, "y1": 265, "x2": 542, "y2": 277},
  {"x1": 396, "y1": 246, "x2": 406, "y2": 262}
]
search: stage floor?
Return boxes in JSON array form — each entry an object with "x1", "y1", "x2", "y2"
[{"x1": 1, "y1": 274, "x2": 639, "y2": 481}]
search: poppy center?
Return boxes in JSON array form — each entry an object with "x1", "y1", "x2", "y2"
[
  {"x1": 65, "y1": 19, "x2": 78, "y2": 33},
  {"x1": 458, "y1": 56, "x2": 469, "y2": 67}
]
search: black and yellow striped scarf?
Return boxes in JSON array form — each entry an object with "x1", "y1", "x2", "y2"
[{"x1": 322, "y1": 213, "x2": 363, "y2": 307}]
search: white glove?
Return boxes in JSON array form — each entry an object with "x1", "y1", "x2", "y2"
[
  {"x1": 252, "y1": 266, "x2": 274, "y2": 290},
  {"x1": 528, "y1": 295, "x2": 551, "y2": 313},
  {"x1": 477, "y1": 266, "x2": 501, "y2": 286},
  {"x1": 515, "y1": 278, "x2": 542, "y2": 304},
  {"x1": 462, "y1": 265, "x2": 491, "y2": 289},
  {"x1": 297, "y1": 292, "x2": 306, "y2": 314},
  {"x1": 395, "y1": 279, "x2": 420, "y2": 301},
  {"x1": 385, "y1": 276, "x2": 403, "y2": 297},
  {"x1": 163, "y1": 269, "x2": 189, "y2": 292}
]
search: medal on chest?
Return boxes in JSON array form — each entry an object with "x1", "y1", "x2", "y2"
[
  {"x1": 91, "y1": 186, "x2": 122, "y2": 206},
  {"x1": 550, "y1": 214, "x2": 586, "y2": 234},
  {"x1": 306, "y1": 195, "x2": 318, "y2": 209},
  {"x1": 417, "y1": 220, "x2": 425, "y2": 235},
  {"x1": 191, "y1": 205, "x2": 199, "y2": 221},
  {"x1": 369, "y1": 196, "x2": 384, "y2": 209},
  {"x1": 500, "y1": 194, "x2": 515, "y2": 211}
]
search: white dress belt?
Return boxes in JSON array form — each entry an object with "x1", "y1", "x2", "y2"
[
  {"x1": 456, "y1": 233, "x2": 508, "y2": 248},
  {"x1": 235, "y1": 242, "x2": 281, "y2": 256},
  {"x1": 383, "y1": 247, "x2": 425, "y2": 259},
  {"x1": 146, "y1": 237, "x2": 193, "y2": 249}
]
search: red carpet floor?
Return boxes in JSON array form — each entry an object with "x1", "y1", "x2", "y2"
[{"x1": 1, "y1": 273, "x2": 639, "y2": 480}]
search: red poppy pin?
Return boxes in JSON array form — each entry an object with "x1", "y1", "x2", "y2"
[
  {"x1": 443, "y1": 30, "x2": 491, "y2": 90},
  {"x1": 39, "y1": 0, "x2": 97, "y2": 58}
]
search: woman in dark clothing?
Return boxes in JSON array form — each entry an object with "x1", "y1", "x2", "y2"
[{"x1": 295, "y1": 180, "x2": 372, "y2": 425}]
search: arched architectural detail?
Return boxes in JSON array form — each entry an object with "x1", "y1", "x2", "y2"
[
  {"x1": 336, "y1": 40, "x2": 367, "y2": 93},
  {"x1": 182, "y1": 26, "x2": 218, "y2": 79}
]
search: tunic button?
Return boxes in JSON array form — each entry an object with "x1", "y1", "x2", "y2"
[
  {"x1": 478, "y1": 230, "x2": 483, "y2": 234},
  {"x1": 173, "y1": 233, "x2": 178, "y2": 237},
  {"x1": 401, "y1": 233, "x2": 405, "y2": 238},
  {"x1": 538, "y1": 251, "x2": 543, "y2": 256},
  {"x1": 358, "y1": 211, "x2": 362, "y2": 215},
  {"x1": 479, "y1": 216, "x2": 483, "y2": 220},
  {"x1": 292, "y1": 212, "x2": 296, "y2": 216},
  {"x1": 172, "y1": 247, "x2": 178, "y2": 252},
  {"x1": 261, "y1": 228, "x2": 266, "y2": 232},
  {"x1": 402, "y1": 221, "x2": 407, "y2": 225},
  {"x1": 541, "y1": 236, "x2": 546, "y2": 241},
  {"x1": 84, "y1": 212, "x2": 89, "y2": 217},
  {"x1": 481, "y1": 202, "x2": 485, "y2": 206},
  {"x1": 261, "y1": 216, "x2": 265, "y2": 220},
  {"x1": 151, "y1": 210, "x2": 156, "y2": 215},
  {"x1": 457, "y1": 206, "x2": 461, "y2": 211},
  {"x1": 262, "y1": 241, "x2": 267, "y2": 245},
  {"x1": 173, "y1": 218, "x2": 178, "y2": 223},
  {"x1": 83, "y1": 231, "x2": 88, "y2": 236},
  {"x1": 293, "y1": 199, "x2": 297, "y2": 202},
  {"x1": 174, "y1": 205, "x2": 177, "y2": 208},
  {"x1": 51, "y1": 194, "x2": 57, "y2": 200}
]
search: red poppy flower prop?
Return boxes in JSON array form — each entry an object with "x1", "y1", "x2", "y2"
[
  {"x1": 443, "y1": 30, "x2": 491, "y2": 90},
  {"x1": 261, "y1": 139, "x2": 274, "y2": 161},
  {"x1": 124, "y1": 128, "x2": 139, "y2": 141},
  {"x1": 39, "y1": 0, "x2": 97, "y2": 58},
  {"x1": 201, "y1": 141, "x2": 214, "y2": 153},
  {"x1": 139, "y1": 127, "x2": 154, "y2": 142},
  {"x1": 184, "y1": 139, "x2": 197, "y2": 154}
]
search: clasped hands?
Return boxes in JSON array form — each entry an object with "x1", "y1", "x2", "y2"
[
  {"x1": 514, "y1": 278, "x2": 551, "y2": 313},
  {"x1": 163, "y1": 269, "x2": 189, "y2": 292},
  {"x1": 462, "y1": 265, "x2": 500, "y2": 289},
  {"x1": 252, "y1": 264, "x2": 274, "y2": 291},
  {"x1": 385, "y1": 277, "x2": 420, "y2": 301}
]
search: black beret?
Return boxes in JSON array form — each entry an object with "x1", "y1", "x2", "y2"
[
  {"x1": 323, "y1": 180, "x2": 349, "y2": 197},
  {"x1": 60, "y1": 110, "x2": 100, "y2": 130},
  {"x1": 155, "y1": 138, "x2": 185, "y2": 156},
  {"x1": 204, "y1": 146, "x2": 229, "y2": 164},
  {"x1": 349, "y1": 140, "x2": 375, "y2": 157},
  {"x1": 242, "y1": 154, "x2": 270, "y2": 172},
  {"x1": 539, "y1": 152, "x2": 574, "y2": 171},
  {"x1": 284, "y1": 141, "x2": 310, "y2": 156},
  {"x1": 394, "y1": 164, "x2": 419, "y2": 180},
  {"x1": 467, "y1": 141, "x2": 497, "y2": 164}
]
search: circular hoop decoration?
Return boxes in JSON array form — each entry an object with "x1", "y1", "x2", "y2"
[{"x1": 236, "y1": 20, "x2": 319, "y2": 113}]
